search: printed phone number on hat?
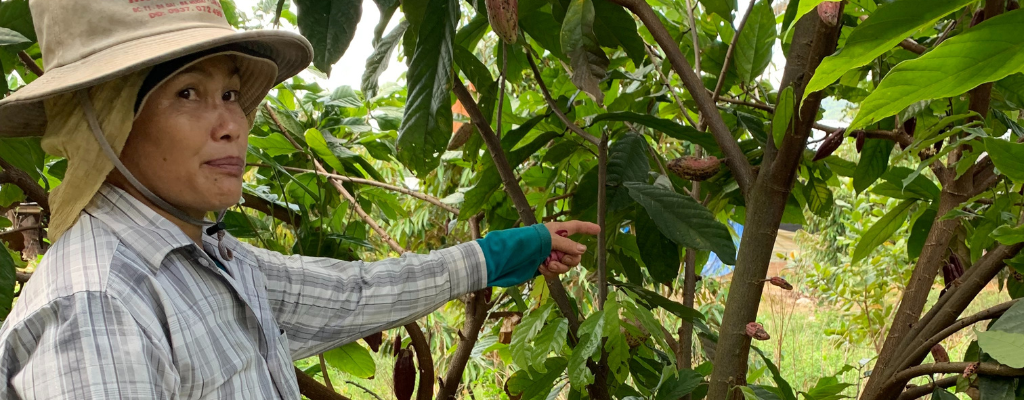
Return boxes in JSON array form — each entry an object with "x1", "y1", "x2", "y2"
[{"x1": 139, "y1": 5, "x2": 223, "y2": 18}]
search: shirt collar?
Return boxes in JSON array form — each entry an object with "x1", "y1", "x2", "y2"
[{"x1": 86, "y1": 184, "x2": 204, "y2": 271}]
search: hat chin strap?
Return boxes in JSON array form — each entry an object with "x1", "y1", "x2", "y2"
[{"x1": 76, "y1": 90, "x2": 233, "y2": 260}]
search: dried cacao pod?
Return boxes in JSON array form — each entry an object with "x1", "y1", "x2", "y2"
[
  {"x1": 362, "y1": 332, "x2": 383, "y2": 353},
  {"x1": 447, "y1": 123, "x2": 474, "y2": 150},
  {"x1": 855, "y1": 131, "x2": 865, "y2": 153},
  {"x1": 970, "y1": 9, "x2": 985, "y2": 27},
  {"x1": 763, "y1": 276, "x2": 793, "y2": 290},
  {"x1": 963, "y1": 362, "x2": 979, "y2": 378},
  {"x1": 392, "y1": 335, "x2": 403, "y2": 358},
  {"x1": 486, "y1": 0, "x2": 519, "y2": 44},
  {"x1": 745, "y1": 322, "x2": 770, "y2": 341},
  {"x1": 940, "y1": 254, "x2": 965, "y2": 297},
  {"x1": 812, "y1": 128, "x2": 845, "y2": 161},
  {"x1": 931, "y1": 343, "x2": 950, "y2": 363},
  {"x1": 1010, "y1": 0, "x2": 1020, "y2": 11},
  {"x1": 499, "y1": 314, "x2": 522, "y2": 344},
  {"x1": 393, "y1": 348, "x2": 416, "y2": 400},
  {"x1": 817, "y1": 1, "x2": 842, "y2": 27},
  {"x1": 903, "y1": 117, "x2": 917, "y2": 137},
  {"x1": 622, "y1": 318, "x2": 650, "y2": 348},
  {"x1": 667, "y1": 156, "x2": 722, "y2": 181}
]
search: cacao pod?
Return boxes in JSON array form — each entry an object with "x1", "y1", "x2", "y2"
[
  {"x1": 817, "y1": 1, "x2": 842, "y2": 27},
  {"x1": 622, "y1": 318, "x2": 650, "y2": 348},
  {"x1": 903, "y1": 117, "x2": 917, "y2": 137},
  {"x1": 392, "y1": 335, "x2": 402, "y2": 358},
  {"x1": 940, "y1": 254, "x2": 965, "y2": 297},
  {"x1": 499, "y1": 314, "x2": 522, "y2": 344},
  {"x1": 963, "y1": 362, "x2": 979, "y2": 378},
  {"x1": 447, "y1": 123, "x2": 474, "y2": 150},
  {"x1": 764, "y1": 276, "x2": 793, "y2": 290},
  {"x1": 745, "y1": 322, "x2": 770, "y2": 341},
  {"x1": 393, "y1": 348, "x2": 416, "y2": 400},
  {"x1": 362, "y1": 331, "x2": 383, "y2": 353},
  {"x1": 1010, "y1": 0, "x2": 1020, "y2": 11},
  {"x1": 855, "y1": 131, "x2": 865, "y2": 153},
  {"x1": 667, "y1": 156, "x2": 722, "y2": 181},
  {"x1": 931, "y1": 343, "x2": 950, "y2": 363},
  {"x1": 812, "y1": 128, "x2": 845, "y2": 161},
  {"x1": 970, "y1": 9, "x2": 985, "y2": 27},
  {"x1": 486, "y1": 0, "x2": 519, "y2": 44}
]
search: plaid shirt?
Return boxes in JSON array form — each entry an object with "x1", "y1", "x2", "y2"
[{"x1": 0, "y1": 184, "x2": 487, "y2": 399}]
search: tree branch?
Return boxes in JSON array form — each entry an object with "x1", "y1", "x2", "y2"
[
  {"x1": 609, "y1": 0, "x2": 755, "y2": 197},
  {"x1": 240, "y1": 192, "x2": 302, "y2": 227},
  {"x1": 644, "y1": 45, "x2": 699, "y2": 128},
  {"x1": 0, "y1": 157, "x2": 50, "y2": 213},
  {"x1": 887, "y1": 362, "x2": 1024, "y2": 395},
  {"x1": 295, "y1": 367, "x2": 353, "y2": 400},
  {"x1": 405, "y1": 321, "x2": 435, "y2": 400},
  {"x1": 17, "y1": 51, "x2": 44, "y2": 77},
  {"x1": 711, "y1": 0, "x2": 758, "y2": 101},
  {"x1": 900, "y1": 299, "x2": 1017, "y2": 372},
  {"x1": 897, "y1": 377, "x2": 958, "y2": 400},
  {"x1": 525, "y1": 53, "x2": 600, "y2": 146}
]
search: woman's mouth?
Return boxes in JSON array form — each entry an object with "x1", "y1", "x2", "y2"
[{"x1": 204, "y1": 156, "x2": 245, "y2": 177}]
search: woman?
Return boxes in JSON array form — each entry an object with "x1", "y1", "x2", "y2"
[{"x1": 0, "y1": 1, "x2": 598, "y2": 398}]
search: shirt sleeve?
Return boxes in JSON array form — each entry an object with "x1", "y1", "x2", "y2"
[
  {"x1": 245, "y1": 241, "x2": 488, "y2": 360},
  {"x1": 475, "y1": 224, "x2": 552, "y2": 287},
  {"x1": 0, "y1": 292, "x2": 178, "y2": 400}
]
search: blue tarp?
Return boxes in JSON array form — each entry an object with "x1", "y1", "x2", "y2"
[{"x1": 701, "y1": 221, "x2": 744, "y2": 278}]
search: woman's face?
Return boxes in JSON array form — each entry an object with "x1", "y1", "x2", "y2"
[{"x1": 120, "y1": 54, "x2": 249, "y2": 216}]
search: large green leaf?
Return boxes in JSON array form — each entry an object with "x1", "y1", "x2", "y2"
[
  {"x1": 907, "y1": 207, "x2": 936, "y2": 260},
  {"x1": 751, "y1": 347, "x2": 798, "y2": 400},
  {"x1": 590, "y1": 112, "x2": 720, "y2": 152},
  {"x1": 459, "y1": 119, "x2": 555, "y2": 219},
  {"x1": 606, "y1": 133, "x2": 651, "y2": 211},
  {"x1": 593, "y1": 0, "x2": 645, "y2": 66},
  {"x1": 977, "y1": 330, "x2": 1024, "y2": 368},
  {"x1": 931, "y1": 387, "x2": 959, "y2": 400},
  {"x1": 734, "y1": 0, "x2": 775, "y2": 83},
  {"x1": 852, "y1": 139, "x2": 895, "y2": 194},
  {"x1": 506, "y1": 357, "x2": 569, "y2": 400},
  {"x1": 397, "y1": 0, "x2": 457, "y2": 177},
  {"x1": 293, "y1": 0, "x2": 362, "y2": 76},
  {"x1": 560, "y1": 0, "x2": 609, "y2": 104},
  {"x1": 0, "y1": 137, "x2": 43, "y2": 181},
  {"x1": 617, "y1": 281, "x2": 705, "y2": 322},
  {"x1": 848, "y1": 10, "x2": 1024, "y2": 132},
  {"x1": 699, "y1": 0, "x2": 736, "y2": 21},
  {"x1": 568, "y1": 310, "x2": 605, "y2": 388},
  {"x1": 655, "y1": 369, "x2": 704, "y2": 400},
  {"x1": 0, "y1": 243, "x2": 15, "y2": 320},
  {"x1": 872, "y1": 166, "x2": 940, "y2": 201},
  {"x1": 362, "y1": 20, "x2": 409, "y2": 99},
  {"x1": 520, "y1": 7, "x2": 568, "y2": 61},
  {"x1": 851, "y1": 199, "x2": 916, "y2": 265},
  {"x1": 983, "y1": 137, "x2": 1024, "y2": 184},
  {"x1": 803, "y1": 175, "x2": 834, "y2": 218},
  {"x1": 323, "y1": 342, "x2": 376, "y2": 378},
  {"x1": 805, "y1": 0, "x2": 975, "y2": 97},
  {"x1": 530, "y1": 318, "x2": 568, "y2": 373},
  {"x1": 510, "y1": 302, "x2": 555, "y2": 371},
  {"x1": 771, "y1": 87, "x2": 794, "y2": 148},
  {"x1": 636, "y1": 207, "x2": 681, "y2": 284},
  {"x1": 625, "y1": 182, "x2": 737, "y2": 265},
  {"x1": 0, "y1": 27, "x2": 28, "y2": 46}
]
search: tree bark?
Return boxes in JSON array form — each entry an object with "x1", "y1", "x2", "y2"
[
  {"x1": 0, "y1": 157, "x2": 50, "y2": 213},
  {"x1": 294, "y1": 367, "x2": 353, "y2": 400}
]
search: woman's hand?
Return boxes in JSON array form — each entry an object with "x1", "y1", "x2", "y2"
[{"x1": 540, "y1": 220, "x2": 602, "y2": 277}]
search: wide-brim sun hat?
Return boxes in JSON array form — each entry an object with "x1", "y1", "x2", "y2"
[{"x1": 0, "y1": 0, "x2": 314, "y2": 137}]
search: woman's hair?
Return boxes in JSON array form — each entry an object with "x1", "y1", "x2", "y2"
[{"x1": 134, "y1": 44, "x2": 268, "y2": 114}]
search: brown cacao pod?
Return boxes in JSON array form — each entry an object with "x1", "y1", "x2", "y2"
[
  {"x1": 392, "y1": 335, "x2": 403, "y2": 358},
  {"x1": 745, "y1": 322, "x2": 770, "y2": 341},
  {"x1": 486, "y1": 0, "x2": 519, "y2": 44},
  {"x1": 812, "y1": 128, "x2": 845, "y2": 161},
  {"x1": 667, "y1": 156, "x2": 722, "y2": 181},
  {"x1": 903, "y1": 117, "x2": 917, "y2": 137},
  {"x1": 817, "y1": 1, "x2": 842, "y2": 27},
  {"x1": 1010, "y1": 0, "x2": 1021, "y2": 11},
  {"x1": 855, "y1": 131, "x2": 865, "y2": 153},
  {"x1": 447, "y1": 123, "x2": 474, "y2": 150},
  {"x1": 940, "y1": 253, "x2": 965, "y2": 297},
  {"x1": 764, "y1": 276, "x2": 793, "y2": 290},
  {"x1": 499, "y1": 314, "x2": 522, "y2": 344},
  {"x1": 393, "y1": 348, "x2": 417, "y2": 400},
  {"x1": 963, "y1": 362, "x2": 979, "y2": 378},
  {"x1": 362, "y1": 332, "x2": 383, "y2": 353},
  {"x1": 931, "y1": 343, "x2": 950, "y2": 363},
  {"x1": 970, "y1": 9, "x2": 985, "y2": 27}
]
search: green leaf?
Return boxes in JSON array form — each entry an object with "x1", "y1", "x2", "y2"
[
  {"x1": 0, "y1": 27, "x2": 28, "y2": 46},
  {"x1": 738, "y1": 386, "x2": 759, "y2": 400},
  {"x1": 0, "y1": 137, "x2": 44, "y2": 181},
  {"x1": 991, "y1": 224, "x2": 1024, "y2": 246},
  {"x1": 397, "y1": 0, "x2": 457, "y2": 177},
  {"x1": 459, "y1": 129, "x2": 557, "y2": 219},
  {"x1": 852, "y1": 139, "x2": 895, "y2": 194},
  {"x1": 699, "y1": 0, "x2": 736, "y2": 21},
  {"x1": 249, "y1": 133, "x2": 299, "y2": 157},
  {"x1": 803, "y1": 175, "x2": 834, "y2": 218},
  {"x1": 751, "y1": 347, "x2": 798, "y2": 400},
  {"x1": 323, "y1": 342, "x2": 376, "y2": 378},
  {"x1": 872, "y1": 166, "x2": 940, "y2": 201},
  {"x1": 626, "y1": 182, "x2": 738, "y2": 265},
  {"x1": 605, "y1": 332, "x2": 630, "y2": 384},
  {"x1": 988, "y1": 297, "x2": 1024, "y2": 334},
  {"x1": 568, "y1": 310, "x2": 605, "y2": 388},
  {"x1": 560, "y1": 0, "x2": 609, "y2": 104},
  {"x1": 636, "y1": 207, "x2": 681, "y2": 283},
  {"x1": 0, "y1": 242, "x2": 15, "y2": 320},
  {"x1": 606, "y1": 133, "x2": 651, "y2": 211},
  {"x1": 984, "y1": 137, "x2": 1024, "y2": 184},
  {"x1": 734, "y1": 0, "x2": 776, "y2": 83},
  {"x1": 362, "y1": 20, "x2": 409, "y2": 99},
  {"x1": 851, "y1": 199, "x2": 916, "y2": 265},
  {"x1": 771, "y1": 87, "x2": 794, "y2": 148},
  {"x1": 520, "y1": 7, "x2": 568, "y2": 61},
  {"x1": 293, "y1": 0, "x2": 363, "y2": 76},
  {"x1": 618, "y1": 281, "x2": 705, "y2": 322},
  {"x1": 531, "y1": 318, "x2": 568, "y2": 373},
  {"x1": 931, "y1": 387, "x2": 959, "y2": 400},
  {"x1": 591, "y1": 112, "x2": 720, "y2": 152},
  {"x1": 848, "y1": 11, "x2": 1024, "y2": 132},
  {"x1": 978, "y1": 376, "x2": 1015, "y2": 400},
  {"x1": 907, "y1": 207, "x2": 936, "y2": 260},
  {"x1": 655, "y1": 369, "x2": 704, "y2": 400},
  {"x1": 977, "y1": 330, "x2": 1024, "y2": 368},
  {"x1": 805, "y1": 0, "x2": 976, "y2": 97},
  {"x1": 593, "y1": 0, "x2": 646, "y2": 66},
  {"x1": 506, "y1": 357, "x2": 569, "y2": 400},
  {"x1": 510, "y1": 302, "x2": 556, "y2": 371}
]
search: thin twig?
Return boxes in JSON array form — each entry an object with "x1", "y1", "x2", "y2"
[
  {"x1": 17, "y1": 51, "x2": 44, "y2": 77},
  {"x1": 597, "y1": 133, "x2": 609, "y2": 310},
  {"x1": 886, "y1": 362, "x2": 1024, "y2": 394},
  {"x1": 405, "y1": 321, "x2": 435, "y2": 400},
  {"x1": 900, "y1": 299, "x2": 1018, "y2": 371},
  {"x1": 0, "y1": 157, "x2": 50, "y2": 212},
  {"x1": 711, "y1": 0, "x2": 758, "y2": 100},
  {"x1": 497, "y1": 42, "x2": 508, "y2": 139},
  {"x1": 684, "y1": 0, "x2": 701, "y2": 77},
  {"x1": 345, "y1": 381, "x2": 384, "y2": 400},
  {"x1": 525, "y1": 52, "x2": 601, "y2": 146},
  {"x1": 318, "y1": 354, "x2": 335, "y2": 392},
  {"x1": 645, "y1": 45, "x2": 699, "y2": 128}
]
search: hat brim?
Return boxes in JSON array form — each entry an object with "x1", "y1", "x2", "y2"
[{"x1": 0, "y1": 26, "x2": 313, "y2": 137}]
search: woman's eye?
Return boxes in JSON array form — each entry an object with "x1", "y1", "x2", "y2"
[
  {"x1": 223, "y1": 90, "x2": 240, "y2": 102},
  {"x1": 178, "y1": 88, "x2": 197, "y2": 100}
]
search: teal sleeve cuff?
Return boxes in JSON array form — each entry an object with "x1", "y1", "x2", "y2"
[{"x1": 475, "y1": 224, "x2": 552, "y2": 287}]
